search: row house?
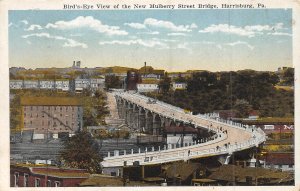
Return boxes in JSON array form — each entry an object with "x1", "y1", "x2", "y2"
[
  {"x1": 75, "y1": 79, "x2": 91, "y2": 92},
  {"x1": 9, "y1": 80, "x2": 23, "y2": 89},
  {"x1": 9, "y1": 79, "x2": 70, "y2": 91},
  {"x1": 172, "y1": 82, "x2": 187, "y2": 90},
  {"x1": 11, "y1": 164, "x2": 89, "y2": 187},
  {"x1": 90, "y1": 78, "x2": 105, "y2": 90},
  {"x1": 21, "y1": 97, "x2": 83, "y2": 138},
  {"x1": 55, "y1": 80, "x2": 70, "y2": 91},
  {"x1": 23, "y1": 80, "x2": 39, "y2": 89},
  {"x1": 39, "y1": 80, "x2": 55, "y2": 89},
  {"x1": 137, "y1": 83, "x2": 159, "y2": 92}
]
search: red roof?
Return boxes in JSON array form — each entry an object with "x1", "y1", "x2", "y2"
[{"x1": 264, "y1": 153, "x2": 294, "y2": 165}]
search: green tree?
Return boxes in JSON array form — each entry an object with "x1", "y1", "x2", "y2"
[
  {"x1": 158, "y1": 72, "x2": 171, "y2": 93},
  {"x1": 60, "y1": 131, "x2": 102, "y2": 173},
  {"x1": 283, "y1": 68, "x2": 294, "y2": 86},
  {"x1": 233, "y1": 99, "x2": 252, "y2": 118},
  {"x1": 105, "y1": 75, "x2": 122, "y2": 89}
]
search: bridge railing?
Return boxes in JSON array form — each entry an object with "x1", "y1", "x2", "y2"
[
  {"x1": 114, "y1": 92, "x2": 266, "y2": 138},
  {"x1": 105, "y1": 131, "x2": 228, "y2": 158},
  {"x1": 102, "y1": 129, "x2": 265, "y2": 167},
  {"x1": 103, "y1": 92, "x2": 266, "y2": 167},
  {"x1": 115, "y1": 92, "x2": 266, "y2": 136}
]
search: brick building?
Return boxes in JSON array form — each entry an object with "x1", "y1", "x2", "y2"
[
  {"x1": 21, "y1": 97, "x2": 83, "y2": 137},
  {"x1": 10, "y1": 164, "x2": 89, "y2": 187}
]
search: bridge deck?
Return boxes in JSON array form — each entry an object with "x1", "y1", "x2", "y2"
[{"x1": 101, "y1": 91, "x2": 265, "y2": 167}]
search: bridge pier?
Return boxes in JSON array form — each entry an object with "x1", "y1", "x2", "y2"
[
  {"x1": 145, "y1": 111, "x2": 153, "y2": 134},
  {"x1": 132, "y1": 106, "x2": 139, "y2": 129},
  {"x1": 153, "y1": 114, "x2": 161, "y2": 135},
  {"x1": 138, "y1": 109, "x2": 146, "y2": 132}
]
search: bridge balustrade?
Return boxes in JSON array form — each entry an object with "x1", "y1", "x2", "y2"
[{"x1": 102, "y1": 92, "x2": 266, "y2": 167}]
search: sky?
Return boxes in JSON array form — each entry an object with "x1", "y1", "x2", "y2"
[{"x1": 9, "y1": 9, "x2": 292, "y2": 72}]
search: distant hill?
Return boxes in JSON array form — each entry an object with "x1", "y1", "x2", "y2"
[{"x1": 98, "y1": 66, "x2": 135, "y2": 74}]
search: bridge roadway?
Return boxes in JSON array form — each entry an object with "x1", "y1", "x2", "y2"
[{"x1": 101, "y1": 91, "x2": 266, "y2": 168}]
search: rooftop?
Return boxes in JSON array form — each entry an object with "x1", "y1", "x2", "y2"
[
  {"x1": 208, "y1": 165, "x2": 293, "y2": 184},
  {"x1": 21, "y1": 97, "x2": 82, "y2": 106},
  {"x1": 11, "y1": 164, "x2": 89, "y2": 179}
]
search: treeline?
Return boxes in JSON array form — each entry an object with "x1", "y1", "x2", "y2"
[{"x1": 146, "y1": 70, "x2": 294, "y2": 118}]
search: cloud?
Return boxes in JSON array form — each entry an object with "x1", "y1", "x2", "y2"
[
  {"x1": 22, "y1": 32, "x2": 87, "y2": 48},
  {"x1": 124, "y1": 22, "x2": 146, "y2": 29},
  {"x1": 46, "y1": 16, "x2": 128, "y2": 36},
  {"x1": 137, "y1": 31, "x2": 160, "y2": 35},
  {"x1": 25, "y1": 24, "x2": 43, "y2": 31},
  {"x1": 225, "y1": 41, "x2": 254, "y2": 50},
  {"x1": 176, "y1": 42, "x2": 192, "y2": 53},
  {"x1": 190, "y1": 23, "x2": 198, "y2": 29},
  {"x1": 70, "y1": 33, "x2": 83, "y2": 37},
  {"x1": 21, "y1": 20, "x2": 29, "y2": 25},
  {"x1": 144, "y1": 18, "x2": 195, "y2": 32},
  {"x1": 63, "y1": 39, "x2": 88, "y2": 48},
  {"x1": 22, "y1": 33, "x2": 51, "y2": 38},
  {"x1": 99, "y1": 39, "x2": 168, "y2": 49},
  {"x1": 267, "y1": 32, "x2": 292, "y2": 37},
  {"x1": 199, "y1": 23, "x2": 286, "y2": 37},
  {"x1": 124, "y1": 18, "x2": 197, "y2": 33},
  {"x1": 199, "y1": 24, "x2": 256, "y2": 37},
  {"x1": 167, "y1": 33, "x2": 187, "y2": 36},
  {"x1": 201, "y1": 41, "x2": 215, "y2": 45}
]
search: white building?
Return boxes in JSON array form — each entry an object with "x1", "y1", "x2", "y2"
[
  {"x1": 39, "y1": 80, "x2": 55, "y2": 89},
  {"x1": 172, "y1": 82, "x2": 187, "y2": 90},
  {"x1": 137, "y1": 83, "x2": 159, "y2": 92},
  {"x1": 23, "y1": 80, "x2": 39, "y2": 89},
  {"x1": 75, "y1": 79, "x2": 90, "y2": 92},
  {"x1": 90, "y1": 78, "x2": 105, "y2": 90},
  {"x1": 10, "y1": 80, "x2": 23, "y2": 89},
  {"x1": 55, "y1": 80, "x2": 70, "y2": 91}
]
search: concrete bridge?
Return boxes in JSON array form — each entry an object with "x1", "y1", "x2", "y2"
[{"x1": 101, "y1": 91, "x2": 266, "y2": 168}]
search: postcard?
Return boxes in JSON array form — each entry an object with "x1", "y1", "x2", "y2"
[{"x1": 0, "y1": 0, "x2": 299, "y2": 190}]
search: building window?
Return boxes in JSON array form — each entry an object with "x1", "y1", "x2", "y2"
[
  {"x1": 35, "y1": 178, "x2": 40, "y2": 187},
  {"x1": 24, "y1": 174, "x2": 29, "y2": 187},
  {"x1": 47, "y1": 180, "x2": 51, "y2": 187},
  {"x1": 54, "y1": 181, "x2": 60, "y2": 187},
  {"x1": 30, "y1": 106, "x2": 33, "y2": 111},
  {"x1": 30, "y1": 121, "x2": 32, "y2": 125},
  {"x1": 14, "y1": 172, "x2": 19, "y2": 187}
]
